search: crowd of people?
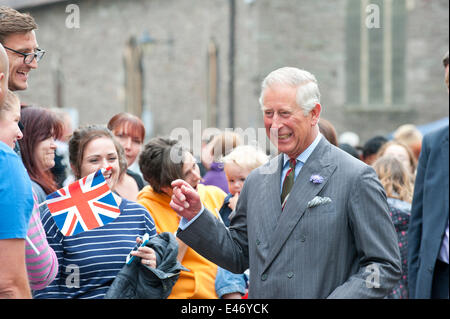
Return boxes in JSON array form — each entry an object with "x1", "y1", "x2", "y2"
[{"x1": 0, "y1": 6, "x2": 448, "y2": 299}]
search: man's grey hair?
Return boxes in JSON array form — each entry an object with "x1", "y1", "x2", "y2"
[{"x1": 259, "y1": 67, "x2": 321, "y2": 115}]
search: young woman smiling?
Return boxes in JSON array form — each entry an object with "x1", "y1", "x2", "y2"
[{"x1": 34, "y1": 125, "x2": 158, "y2": 299}]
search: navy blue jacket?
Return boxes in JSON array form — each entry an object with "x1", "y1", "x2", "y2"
[
  {"x1": 105, "y1": 232, "x2": 187, "y2": 299},
  {"x1": 408, "y1": 125, "x2": 449, "y2": 298}
]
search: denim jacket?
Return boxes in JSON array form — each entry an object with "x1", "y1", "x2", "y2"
[
  {"x1": 215, "y1": 266, "x2": 247, "y2": 298},
  {"x1": 215, "y1": 194, "x2": 248, "y2": 298}
]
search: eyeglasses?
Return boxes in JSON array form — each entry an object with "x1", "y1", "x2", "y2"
[{"x1": 3, "y1": 46, "x2": 45, "y2": 64}]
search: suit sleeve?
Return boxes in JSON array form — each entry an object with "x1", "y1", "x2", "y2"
[
  {"x1": 328, "y1": 166, "x2": 402, "y2": 298},
  {"x1": 177, "y1": 179, "x2": 250, "y2": 274},
  {"x1": 407, "y1": 135, "x2": 429, "y2": 298}
]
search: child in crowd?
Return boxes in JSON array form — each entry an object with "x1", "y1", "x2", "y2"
[
  {"x1": 216, "y1": 145, "x2": 269, "y2": 299},
  {"x1": 201, "y1": 131, "x2": 242, "y2": 193}
]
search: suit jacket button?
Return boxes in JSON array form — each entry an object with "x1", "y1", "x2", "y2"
[
  {"x1": 261, "y1": 274, "x2": 267, "y2": 281},
  {"x1": 287, "y1": 272, "x2": 294, "y2": 279},
  {"x1": 256, "y1": 239, "x2": 260, "y2": 246},
  {"x1": 300, "y1": 235, "x2": 306, "y2": 242}
]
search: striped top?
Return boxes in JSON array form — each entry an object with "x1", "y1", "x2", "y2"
[
  {"x1": 26, "y1": 191, "x2": 59, "y2": 291},
  {"x1": 33, "y1": 197, "x2": 156, "y2": 299}
]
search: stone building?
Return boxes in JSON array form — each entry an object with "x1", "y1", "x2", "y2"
[{"x1": 3, "y1": 0, "x2": 449, "y2": 147}]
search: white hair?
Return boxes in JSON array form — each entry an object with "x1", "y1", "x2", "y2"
[
  {"x1": 222, "y1": 144, "x2": 269, "y2": 172},
  {"x1": 258, "y1": 67, "x2": 321, "y2": 115}
]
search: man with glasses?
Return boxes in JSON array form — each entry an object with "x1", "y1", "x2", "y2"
[
  {"x1": 0, "y1": 7, "x2": 43, "y2": 155},
  {"x1": 0, "y1": 7, "x2": 43, "y2": 299},
  {"x1": 0, "y1": 6, "x2": 44, "y2": 91}
]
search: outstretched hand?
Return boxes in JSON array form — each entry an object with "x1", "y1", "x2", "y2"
[{"x1": 170, "y1": 179, "x2": 202, "y2": 221}]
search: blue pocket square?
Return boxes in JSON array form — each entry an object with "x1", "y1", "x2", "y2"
[{"x1": 307, "y1": 196, "x2": 332, "y2": 208}]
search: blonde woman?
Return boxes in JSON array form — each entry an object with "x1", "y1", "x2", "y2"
[
  {"x1": 377, "y1": 140, "x2": 417, "y2": 180},
  {"x1": 373, "y1": 155, "x2": 414, "y2": 299}
]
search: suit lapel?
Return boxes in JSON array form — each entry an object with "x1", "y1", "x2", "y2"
[
  {"x1": 259, "y1": 155, "x2": 284, "y2": 239},
  {"x1": 262, "y1": 138, "x2": 337, "y2": 273}
]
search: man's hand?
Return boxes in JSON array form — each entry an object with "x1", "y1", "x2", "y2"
[{"x1": 170, "y1": 179, "x2": 202, "y2": 221}]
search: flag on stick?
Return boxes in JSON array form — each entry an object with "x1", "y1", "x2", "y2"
[{"x1": 45, "y1": 167, "x2": 120, "y2": 236}]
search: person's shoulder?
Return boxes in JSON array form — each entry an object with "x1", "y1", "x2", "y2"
[
  {"x1": 119, "y1": 197, "x2": 156, "y2": 222},
  {"x1": 0, "y1": 142, "x2": 28, "y2": 175},
  {"x1": 423, "y1": 125, "x2": 449, "y2": 145},
  {"x1": 324, "y1": 144, "x2": 377, "y2": 183},
  {"x1": 31, "y1": 180, "x2": 47, "y2": 202},
  {"x1": 199, "y1": 183, "x2": 227, "y2": 199},
  {"x1": 387, "y1": 197, "x2": 411, "y2": 211},
  {"x1": 329, "y1": 143, "x2": 367, "y2": 169},
  {"x1": 126, "y1": 169, "x2": 145, "y2": 190},
  {"x1": 120, "y1": 197, "x2": 151, "y2": 213},
  {"x1": 0, "y1": 141, "x2": 19, "y2": 159},
  {"x1": 0, "y1": 143, "x2": 32, "y2": 188},
  {"x1": 250, "y1": 154, "x2": 282, "y2": 177}
]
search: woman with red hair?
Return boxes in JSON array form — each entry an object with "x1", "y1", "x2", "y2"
[
  {"x1": 107, "y1": 112, "x2": 146, "y2": 200},
  {"x1": 18, "y1": 106, "x2": 63, "y2": 203}
]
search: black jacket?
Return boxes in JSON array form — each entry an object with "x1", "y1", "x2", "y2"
[{"x1": 105, "y1": 232, "x2": 187, "y2": 299}]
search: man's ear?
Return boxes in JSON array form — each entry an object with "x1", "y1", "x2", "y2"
[{"x1": 310, "y1": 103, "x2": 321, "y2": 126}]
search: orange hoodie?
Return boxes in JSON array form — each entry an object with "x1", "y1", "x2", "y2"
[{"x1": 137, "y1": 183, "x2": 226, "y2": 299}]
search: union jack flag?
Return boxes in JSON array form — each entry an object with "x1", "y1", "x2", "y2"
[{"x1": 45, "y1": 167, "x2": 120, "y2": 236}]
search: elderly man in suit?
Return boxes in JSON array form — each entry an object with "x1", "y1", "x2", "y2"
[
  {"x1": 408, "y1": 51, "x2": 449, "y2": 299},
  {"x1": 171, "y1": 67, "x2": 401, "y2": 298}
]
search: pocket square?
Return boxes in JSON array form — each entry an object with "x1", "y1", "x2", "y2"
[{"x1": 307, "y1": 196, "x2": 332, "y2": 208}]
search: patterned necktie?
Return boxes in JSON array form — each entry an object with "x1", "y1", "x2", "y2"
[{"x1": 281, "y1": 158, "x2": 296, "y2": 210}]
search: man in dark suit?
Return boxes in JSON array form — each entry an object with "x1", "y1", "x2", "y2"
[
  {"x1": 408, "y1": 51, "x2": 449, "y2": 299},
  {"x1": 170, "y1": 67, "x2": 401, "y2": 298}
]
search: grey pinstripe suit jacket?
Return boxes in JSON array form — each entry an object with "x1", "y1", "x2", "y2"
[{"x1": 177, "y1": 137, "x2": 401, "y2": 298}]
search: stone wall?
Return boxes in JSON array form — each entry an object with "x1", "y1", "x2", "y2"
[{"x1": 15, "y1": 0, "x2": 449, "y2": 145}]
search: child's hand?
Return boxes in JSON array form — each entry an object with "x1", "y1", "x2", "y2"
[{"x1": 228, "y1": 193, "x2": 240, "y2": 211}]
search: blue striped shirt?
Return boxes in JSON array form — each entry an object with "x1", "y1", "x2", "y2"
[{"x1": 34, "y1": 198, "x2": 156, "y2": 299}]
